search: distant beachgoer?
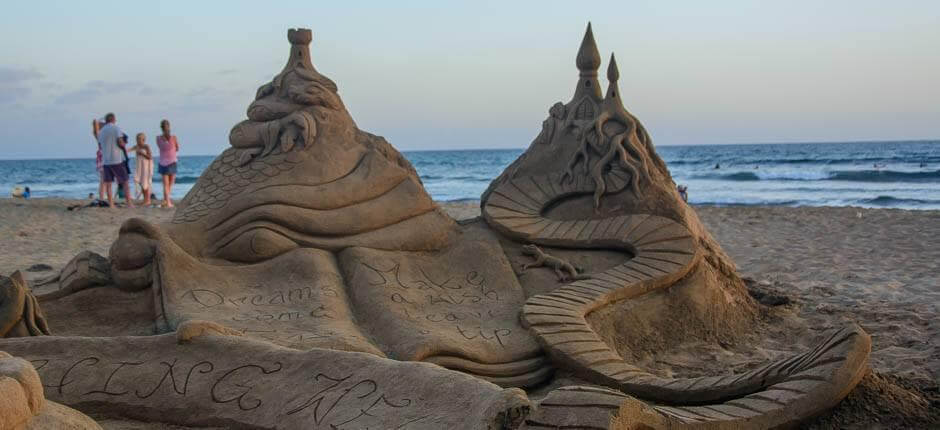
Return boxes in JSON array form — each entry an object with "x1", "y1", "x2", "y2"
[
  {"x1": 92, "y1": 118, "x2": 105, "y2": 199},
  {"x1": 130, "y1": 133, "x2": 154, "y2": 206},
  {"x1": 156, "y1": 119, "x2": 180, "y2": 208},
  {"x1": 96, "y1": 113, "x2": 134, "y2": 208},
  {"x1": 677, "y1": 184, "x2": 688, "y2": 202},
  {"x1": 23, "y1": 187, "x2": 30, "y2": 199},
  {"x1": 68, "y1": 196, "x2": 111, "y2": 211}
]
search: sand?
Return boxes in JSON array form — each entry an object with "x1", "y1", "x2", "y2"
[{"x1": 1, "y1": 198, "x2": 937, "y2": 428}]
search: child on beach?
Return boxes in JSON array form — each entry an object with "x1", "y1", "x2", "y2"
[
  {"x1": 129, "y1": 133, "x2": 154, "y2": 206},
  {"x1": 156, "y1": 119, "x2": 180, "y2": 208}
]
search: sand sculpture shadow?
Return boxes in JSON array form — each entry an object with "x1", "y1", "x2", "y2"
[{"x1": 0, "y1": 26, "x2": 870, "y2": 430}]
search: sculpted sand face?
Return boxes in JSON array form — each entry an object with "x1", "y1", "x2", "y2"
[{"x1": 1, "y1": 26, "x2": 871, "y2": 430}]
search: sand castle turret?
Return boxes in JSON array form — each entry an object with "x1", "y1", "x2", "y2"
[
  {"x1": 573, "y1": 23, "x2": 603, "y2": 102},
  {"x1": 605, "y1": 53, "x2": 619, "y2": 100}
]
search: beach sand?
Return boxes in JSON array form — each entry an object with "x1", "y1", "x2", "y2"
[{"x1": 1, "y1": 198, "x2": 937, "y2": 428}]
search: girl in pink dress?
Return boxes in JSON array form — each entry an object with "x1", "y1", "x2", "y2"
[{"x1": 156, "y1": 119, "x2": 180, "y2": 208}]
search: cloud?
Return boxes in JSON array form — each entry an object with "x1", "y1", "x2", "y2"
[
  {"x1": 0, "y1": 67, "x2": 43, "y2": 84},
  {"x1": 0, "y1": 67, "x2": 42, "y2": 104},
  {"x1": 0, "y1": 86, "x2": 30, "y2": 103},
  {"x1": 176, "y1": 86, "x2": 232, "y2": 112},
  {"x1": 55, "y1": 86, "x2": 103, "y2": 104},
  {"x1": 55, "y1": 80, "x2": 157, "y2": 104}
]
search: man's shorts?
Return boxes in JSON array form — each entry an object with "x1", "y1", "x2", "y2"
[
  {"x1": 158, "y1": 162, "x2": 178, "y2": 175},
  {"x1": 102, "y1": 163, "x2": 129, "y2": 183}
]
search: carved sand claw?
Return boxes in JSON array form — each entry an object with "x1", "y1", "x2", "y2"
[
  {"x1": 0, "y1": 351, "x2": 45, "y2": 428},
  {"x1": 0, "y1": 351, "x2": 102, "y2": 429},
  {"x1": 0, "y1": 272, "x2": 50, "y2": 338}
]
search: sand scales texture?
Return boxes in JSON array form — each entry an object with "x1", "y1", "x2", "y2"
[{"x1": 0, "y1": 25, "x2": 875, "y2": 430}]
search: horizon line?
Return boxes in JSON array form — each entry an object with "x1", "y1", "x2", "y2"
[{"x1": 0, "y1": 138, "x2": 936, "y2": 161}]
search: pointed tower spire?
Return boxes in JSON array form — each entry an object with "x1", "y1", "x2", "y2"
[
  {"x1": 576, "y1": 23, "x2": 602, "y2": 76},
  {"x1": 571, "y1": 22, "x2": 602, "y2": 102},
  {"x1": 605, "y1": 53, "x2": 620, "y2": 101}
]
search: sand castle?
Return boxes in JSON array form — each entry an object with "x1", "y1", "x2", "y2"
[{"x1": 0, "y1": 26, "x2": 871, "y2": 429}]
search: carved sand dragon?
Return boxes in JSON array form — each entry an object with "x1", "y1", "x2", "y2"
[{"x1": 481, "y1": 23, "x2": 871, "y2": 429}]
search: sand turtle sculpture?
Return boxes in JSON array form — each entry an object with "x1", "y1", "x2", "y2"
[{"x1": 0, "y1": 26, "x2": 870, "y2": 429}]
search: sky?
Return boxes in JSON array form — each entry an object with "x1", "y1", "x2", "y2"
[{"x1": 0, "y1": 1, "x2": 937, "y2": 159}]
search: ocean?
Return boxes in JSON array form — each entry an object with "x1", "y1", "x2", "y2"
[{"x1": 2, "y1": 141, "x2": 939, "y2": 209}]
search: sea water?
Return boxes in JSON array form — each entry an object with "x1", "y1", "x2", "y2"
[{"x1": 2, "y1": 141, "x2": 938, "y2": 209}]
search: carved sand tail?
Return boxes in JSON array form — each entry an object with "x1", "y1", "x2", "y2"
[
  {"x1": 484, "y1": 171, "x2": 871, "y2": 427},
  {"x1": 482, "y1": 23, "x2": 871, "y2": 428}
]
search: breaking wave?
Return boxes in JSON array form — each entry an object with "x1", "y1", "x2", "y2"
[{"x1": 692, "y1": 169, "x2": 940, "y2": 183}]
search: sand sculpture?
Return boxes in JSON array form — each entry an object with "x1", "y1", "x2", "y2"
[
  {"x1": 0, "y1": 272, "x2": 49, "y2": 338},
  {"x1": 0, "y1": 351, "x2": 101, "y2": 429},
  {"x1": 0, "y1": 26, "x2": 871, "y2": 429}
]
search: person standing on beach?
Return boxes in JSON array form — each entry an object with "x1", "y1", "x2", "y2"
[
  {"x1": 92, "y1": 118, "x2": 106, "y2": 200},
  {"x1": 156, "y1": 119, "x2": 180, "y2": 208},
  {"x1": 96, "y1": 113, "x2": 134, "y2": 208},
  {"x1": 129, "y1": 133, "x2": 154, "y2": 206}
]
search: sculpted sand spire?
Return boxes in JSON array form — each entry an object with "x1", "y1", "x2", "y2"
[
  {"x1": 606, "y1": 53, "x2": 619, "y2": 90},
  {"x1": 574, "y1": 22, "x2": 602, "y2": 101}
]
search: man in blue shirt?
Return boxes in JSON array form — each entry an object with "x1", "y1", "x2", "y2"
[{"x1": 96, "y1": 113, "x2": 135, "y2": 208}]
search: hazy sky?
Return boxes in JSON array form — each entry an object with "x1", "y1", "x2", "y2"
[{"x1": 0, "y1": 1, "x2": 937, "y2": 159}]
